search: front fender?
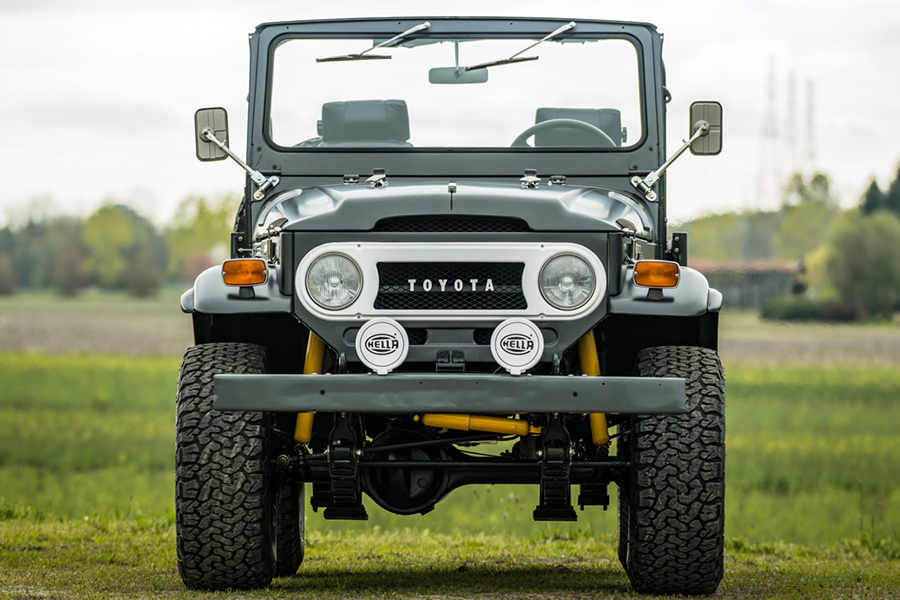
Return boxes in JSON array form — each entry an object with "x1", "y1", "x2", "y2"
[
  {"x1": 608, "y1": 265, "x2": 722, "y2": 317},
  {"x1": 180, "y1": 265, "x2": 292, "y2": 314}
]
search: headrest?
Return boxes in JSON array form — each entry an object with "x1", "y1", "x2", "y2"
[
  {"x1": 534, "y1": 107, "x2": 623, "y2": 147},
  {"x1": 321, "y1": 100, "x2": 410, "y2": 144}
]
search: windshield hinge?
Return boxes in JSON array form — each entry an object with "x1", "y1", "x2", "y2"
[
  {"x1": 366, "y1": 168, "x2": 388, "y2": 188},
  {"x1": 343, "y1": 174, "x2": 360, "y2": 185},
  {"x1": 548, "y1": 175, "x2": 567, "y2": 186},
  {"x1": 520, "y1": 169, "x2": 541, "y2": 189}
]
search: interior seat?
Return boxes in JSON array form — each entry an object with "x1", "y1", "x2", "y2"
[{"x1": 319, "y1": 99, "x2": 412, "y2": 147}]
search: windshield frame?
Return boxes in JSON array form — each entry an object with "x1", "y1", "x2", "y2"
[
  {"x1": 248, "y1": 17, "x2": 664, "y2": 178},
  {"x1": 266, "y1": 31, "x2": 647, "y2": 153}
]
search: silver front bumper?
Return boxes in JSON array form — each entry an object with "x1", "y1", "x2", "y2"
[{"x1": 213, "y1": 373, "x2": 685, "y2": 414}]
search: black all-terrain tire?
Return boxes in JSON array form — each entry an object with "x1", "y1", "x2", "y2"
[
  {"x1": 175, "y1": 343, "x2": 277, "y2": 590},
  {"x1": 274, "y1": 472, "x2": 305, "y2": 576},
  {"x1": 617, "y1": 485, "x2": 628, "y2": 567},
  {"x1": 617, "y1": 346, "x2": 726, "y2": 595}
]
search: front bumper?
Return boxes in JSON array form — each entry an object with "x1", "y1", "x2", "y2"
[{"x1": 213, "y1": 373, "x2": 685, "y2": 414}]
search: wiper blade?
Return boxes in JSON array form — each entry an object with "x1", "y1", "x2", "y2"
[
  {"x1": 464, "y1": 56, "x2": 538, "y2": 71},
  {"x1": 316, "y1": 21, "x2": 431, "y2": 63},
  {"x1": 465, "y1": 21, "x2": 576, "y2": 71}
]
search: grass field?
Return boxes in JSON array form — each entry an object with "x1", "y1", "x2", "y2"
[
  {"x1": 1, "y1": 295, "x2": 899, "y2": 597},
  {"x1": 1, "y1": 521, "x2": 899, "y2": 600},
  {"x1": 1, "y1": 353, "x2": 899, "y2": 544}
]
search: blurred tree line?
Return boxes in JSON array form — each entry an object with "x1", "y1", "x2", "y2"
[
  {"x1": 3, "y1": 167, "x2": 900, "y2": 318},
  {"x1": 680, "y1": 165, "x2": 900, "y2": 319},
  {"x1": 0, "y1": 195, "x2": 237, "y2": 297}
]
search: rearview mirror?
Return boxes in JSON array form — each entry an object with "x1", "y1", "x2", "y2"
[
  {"x1": 429, "y1": 66, "x2": 488, "y2": 84},
  {"x1": 689, "y1": 101, "x2": 722, "y2": 156},
  {"x1": 195, "y1": 107, "x2": 229, "y2": 161}
]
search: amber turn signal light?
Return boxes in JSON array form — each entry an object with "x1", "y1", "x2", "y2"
[
  {"x1": 222, "y1": 259, "x2": 267, "y2": 286},
  {"x1": 633, "y1": 260, "x2": 680, "y2": 288}
]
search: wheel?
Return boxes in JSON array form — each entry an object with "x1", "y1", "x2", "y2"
[
  {"x1": 175, "y1": 342, "x2": 277, "y2": 590},
  {"x1": 274, "y1": 471, "x2": 305, "y2": 576},
  {"x1": 273, "y1": 413, "x2": 305, "y2": 577},
  {"x1": 510, "y1": 118, "x2": 616, "y2": 147},
  {"x1": 618, "y1": 346, "x2": 725, "y2": 595}
]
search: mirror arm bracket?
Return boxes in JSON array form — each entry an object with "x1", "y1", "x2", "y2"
[
  {"x1": 200, "y1": 128, "x2": 280, "y2": 200},
  {"x1": 631, "y1": 121, "x2": 708, "y2": 202}
]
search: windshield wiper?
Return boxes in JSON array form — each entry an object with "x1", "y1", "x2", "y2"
[
  {"x1": 316, "y1": 22, "x2": 431, "y2": 62},
  {"x1": 465, "y1": 21, "x2": 576, "y2": 71}
]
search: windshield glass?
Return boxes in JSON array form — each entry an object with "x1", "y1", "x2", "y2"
[{"x1": 270, "y1": 35, "x2": 643, "y2": 150}]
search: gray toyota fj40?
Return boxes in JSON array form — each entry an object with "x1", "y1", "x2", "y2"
[{"x1": 178, "y1": 16, "x2": 725, "y2": 595}]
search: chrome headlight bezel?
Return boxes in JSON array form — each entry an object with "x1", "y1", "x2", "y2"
[
  {"x1": 305, "y1": 252, "x2": 363, "y2": 310},
  {"x1": 538, "y1": 253, "x2": 596, "y2": 310}
]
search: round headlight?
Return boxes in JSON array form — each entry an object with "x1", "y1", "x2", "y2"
[
  {"x1": 306, "y1": 254, "x2": 362, "y2": 310},
  {"x1": 539, "y1": 254, "x2": 595, "y2": 310}
]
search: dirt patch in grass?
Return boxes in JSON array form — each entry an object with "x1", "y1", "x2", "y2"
[
  {"x1": 719, "y1": 311, "x2": 900, "y2": 366},
  {"x1": 0, "y1": 293, "x2": 192, "y2": 356}
]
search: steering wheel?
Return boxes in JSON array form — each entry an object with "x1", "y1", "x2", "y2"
[{"x1": 510, "y1": 118, "x2": 616, "y2": 148}]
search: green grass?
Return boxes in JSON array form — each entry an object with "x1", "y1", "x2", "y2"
[
  {"x1": 302, "y1": 485, "x2": 900, "y2": 546},
  {"x1": 0, "y1": 353, "x2": 179, "y2": 411},
  {"x1": 727, "y1": 364, "x2": 900, "y2": 414},
  {"x1": 1, "y1": 323, "x2": 900, "y2": 597},
  {"x1": 726, "y1": 364, "x2": 900, "y2": 494},
  {"x1": 0, "y1": 467, "x2": 174, "y2": 521},
  {"x1": 1, "y1": 352, "x2": 899, "y2": 546},
  {"x1": 0, "y1": 520, "x2": 897, "y2": 599}
]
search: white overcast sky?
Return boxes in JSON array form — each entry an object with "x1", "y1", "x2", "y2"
[{"x1": 1, "y1": 0, "x2": 898, "y2": 227}]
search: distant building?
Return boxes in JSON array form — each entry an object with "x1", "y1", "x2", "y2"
[{"x1": 690, "y1": 259, "x2": 804, "y2": 309}]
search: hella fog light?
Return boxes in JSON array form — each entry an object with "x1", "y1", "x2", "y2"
[
  {"x1": 306, "y1": 253, "x2": 362, "y2": 309},
  {"x1": 490, "y1": 318, "x2": 544, "y2": 376},
  {"x1": 539, "y1": 254, "x2": 595, "y2": 310},
  {"x1": 356, "y1": 317, "x2": 409, "y2": 375}
]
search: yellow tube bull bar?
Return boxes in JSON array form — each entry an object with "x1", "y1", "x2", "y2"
[
  {"x1": 295, "y1": 328, "x2": 610, "y2": 445},
  {"x1": 578, "y1": 330, "x2": 610, "y2": 446},
  {"x1": 293, "y1": 331, "x2": 325, "y2": 444}
]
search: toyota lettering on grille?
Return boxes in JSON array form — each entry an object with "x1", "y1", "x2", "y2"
[{"x1": 406, "y1": 278, "x2": 495, "y2": 292}]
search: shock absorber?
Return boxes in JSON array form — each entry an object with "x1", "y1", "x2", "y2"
[{"x1": 416, "y1": 413, "x2": 540, "y2": 436}]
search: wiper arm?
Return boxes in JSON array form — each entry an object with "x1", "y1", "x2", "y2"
[
  {"x1": 465, "y1": 21, "x2": 576, "y2": 71},
  {"x1": 316, "y1": 21, "x2": 431, "y2": 63}
]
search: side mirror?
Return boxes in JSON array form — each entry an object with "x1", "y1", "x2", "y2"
[
  {"x1": 195, "y1": 107, "x2": 229, "y2": 161},
  {"x1": 428, "y1": 66, "x2": 488, "y2": 84},
  {"x1": 689, "y1": 101, "x2": 722, "y2": 156}
]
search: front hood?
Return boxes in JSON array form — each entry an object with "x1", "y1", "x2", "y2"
[{"x1": 256, "y1": 180, "x2": 652, "y2": 237}]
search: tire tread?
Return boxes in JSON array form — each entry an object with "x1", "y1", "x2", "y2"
[
  {"x1": 175, "y1": 342, "x2": 275, "y2": 590},
  {"x1": 622, "y1": 346, "x2": 726, "y2": 595}
]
